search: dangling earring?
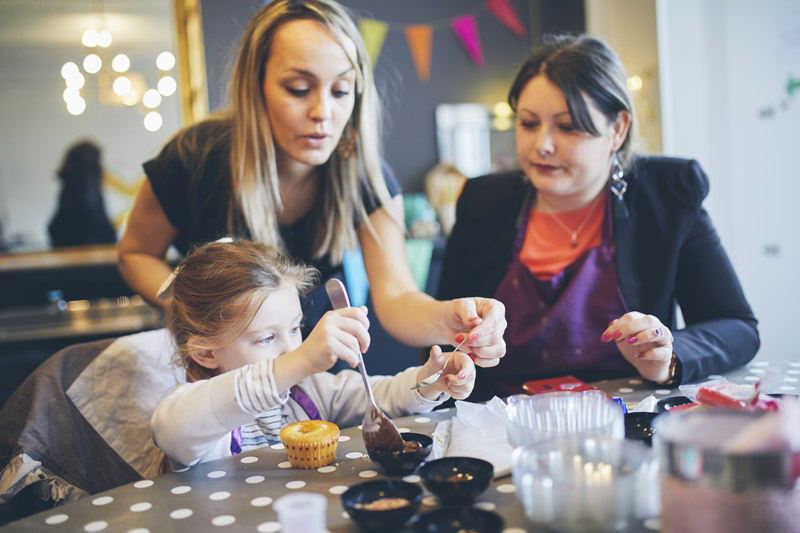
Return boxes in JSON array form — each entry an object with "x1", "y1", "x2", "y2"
[
  {"x1": 609, "y1": 153, "x2": 627, "y2": 200},
  {"x1": 337, "y1": 125, "x2": 356, "y2": 159}
]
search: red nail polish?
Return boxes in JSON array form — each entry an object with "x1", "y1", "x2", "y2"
[
  {"x1": 469, "y1": 316, "x2": 481, "y2": 324},
  {"x1": 455, "y1": 334, "x2": 466, "y2": 343},
  {"x1": 611, "y1": 330, "x2": 622, "y2": 339},
  {"x1": 468, "y1": 353, "x2": 476, "y2": 361},
  {"x1": 627, "y1": 336, "x2": 638, "y2": 344},
  {"x1": 445, "y1": 377, "x2": 449, "y2": 384},
  {"x1": 601, "y1": 334, "x2": 609, "y2": 342},
  {"x1": 636, "y1": 352, "x2": 645, "y2": 358},
  {"x1": 469, "y1": 334, "x2": 479, "y2": 342},
  {"x1": 459, "y1": 373, "x2": 465, "y2": 380}
]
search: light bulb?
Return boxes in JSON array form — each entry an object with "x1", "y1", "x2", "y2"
[
  {"x1": 63, "y1": 87, "x2": 81, "y2": 104},
  {"x1": 113, "y1": 75, "x2": 132, "y2": 95},
  {"x1": 61, "y1": 62, "x2": 79, "y2": 79},
  {"x1": 112, "y1": 54, "x2": 130, "y2": 73},
  {"x1": 143, "y1": 89, "x2": 162, "y2": 109},
  {"x1": 65, "y1": 72, "x2": 85, "y2": 89},
  {"x1": 83, "y1": 54, "x2": 102, "y2": 74},
  {"x1": 67, "y1": 97, "x2": 86, "y2": 115},
  {"x1": 493, "y1": 101, "x2": 513, "y2": 119},
  {"x1": 123, "y1": 90, "x2": 139, "y2": 106},
  {"x1": 144, "y1": 111, "x2": 163, "y2": 132},
  {"x1": 157, "y1": 76, "x2": 177, "y2": 96},
  {"x1": 156, "y1": 51, "x2": 176, "y2": 71},
  {"x1": 627, "y1": 75, "x2": 643, "y2": 91},
  {"x1": 81, "y1": 29, "x2": 99, "y2": 47},
  {"x1": 97, "y1": 30, "x2": 112, "y2": 48}
]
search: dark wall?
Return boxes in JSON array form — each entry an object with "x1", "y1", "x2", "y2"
[{"x1": 199, "y1": 0, "x2": 584, "y2": 193}]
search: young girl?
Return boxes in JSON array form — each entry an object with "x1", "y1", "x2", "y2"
[{"x1": 151, "y1": 239, "x2": 474, "y2": 468}]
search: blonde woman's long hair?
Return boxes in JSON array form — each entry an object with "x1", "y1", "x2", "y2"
[{"x1": 223, "y1": 0, "x2": 391, "y2": 265}]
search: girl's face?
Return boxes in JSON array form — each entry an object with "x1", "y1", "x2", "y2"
[
  {"x1": 263, "y1": 19, "x2": 357, "y2": 176},
  {"x1": 515, "y1": 74, "x2": 628, "y2": 208},
  {"x1": 209, "y1": 283, "x2": 304, "y2": 373}
]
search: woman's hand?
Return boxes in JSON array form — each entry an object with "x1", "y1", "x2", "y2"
[
  {"x1": 298, "y1": 306, "x2": 371, "y2": 373},
  {"x1": 417, "y1": 345, "x2": 476, "y2": 400},
  {"x1": 444, "y1": 298, "x2": 507, "y2": 368},
  {"x1": 600, "y1": 311, "x2": 674, "y2": 383}
]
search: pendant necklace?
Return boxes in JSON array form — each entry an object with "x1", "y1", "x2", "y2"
[{"x1": 548, "y1": 197, "x2": 602, "y2": 248}]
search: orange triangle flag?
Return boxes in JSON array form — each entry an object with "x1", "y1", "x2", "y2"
[{"x1": 404, "y1": 24, "x2": 433, "y2": 82}]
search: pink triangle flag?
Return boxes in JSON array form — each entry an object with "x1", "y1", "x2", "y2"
[
  {"x1": 486, "y1": 0, "x2": 527, "y2": 37},
  {"x1": 450, "y1": 14, "x2": 484, "y2": 67}
]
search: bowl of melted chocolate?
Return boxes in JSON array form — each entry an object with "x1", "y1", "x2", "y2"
[{"x1": 367, "y1": 432, "x2": 433, "y2": 475}]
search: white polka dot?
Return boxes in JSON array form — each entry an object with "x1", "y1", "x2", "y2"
[
  {"x1": 240, "y1": 456, "x2": 258, "y2": 464},
  {"x1": 503, "y1": 528, "x2": 528, "y2": 533},
  {"x1": 270, "y1": 443, "x2": 285, "y2": 450},
  {"x1": 251, "y1": 497, "x2": 273, "y2": 507},
  {"x1": 211, "y1": 515, "x2": 236, "y2": 526},
  {"x1": 317, "y1": 465, "x2": 336, "y2": 473},
  {"x1": 207, "y1": 470, "x2": 226, "y2": 479},
  {"x1": 644, "y1": 518, "x2": 660, "y2": 530},
  {"x1": 357, "y1": 424, "x2": 363, "y2": 430},
  {"x1": 618, "y1": 387, "x2": 634, "y2": 393},
  {"x1": 345, "y1": 452, "x2": 364, "y2": 459},
  {"x1": 134, "y1": 480, "x2": 154, "y2": 489},
  {"x1": 438, "y1": 407, "x2": 451, "y2": 413},
  {"x1": 286, "y1": 480, "x2": 306, "y2": 489},
  {"x1": 329, "y1": 485, "x2": 348, "y2": 495},
  {"x1": 130, "y1": 502, "x2": 152, "y2": 513},
  {"x1": 84, "y1": 521, "x2": 108, "y2": 532},
  {"x1": 92, "y1": 496, "x2": 113, "y2": 506},
  {"x1": 210, "y1": 491, "x2": 230, "y2": 501},
  {"x1": 170, "y1": 509, "x2": 193, "y2": 519},
  {"x1": 780, "y1": 385, "x2": 797, "y2": 391},
  {"x1": 784, "y1": 377, "x2": 799, "y2": 383},
  {"x1": 422, "y1": 496, "x2": 438, "y2": 506},
  {"x1": 359, "y1": 470, "x2": 378, "y2": 478},
  {"x1": 496, "y1": 483, "x2": 517, "y2": 493},
  {"x1": 787, "y1": 370, "x2": 800, "y2": 375},
  {"x1": 398, "y1": 427, "x2": 411, "y2": 433},
  {"x1": 127, "y1": 528, "x2": 149, "y2": 533},
  {"x1": 45, "y1": 514, "x2": 69, "y2": 525},
  {"x1": 752, "y1": 361, "x2": 769, "y2": 367},
  {"x1": 278, "y1": 461, "x2": 292, "y2": 469},
  {"x1": 403, "y1": 474, "x2": 421, "y2": 483},
  {"x1": 171, "y1": 485, "x2": 191, "y2": 495},
  {"x1": 173, "y1": 466, "x2": 190, "y2": 473},
  {"x1": 749, "y1": 368, "x2": 766, "y2": 374},
  {"x1": 475, "y1": 501, "x2": 497, "y2": 511},
  {"x1": 246, "y1": 475, "x2": 265, "y2": 484},
  {"x1": 342, "y1": 511, "x2": 349, "y2": 519},
  {"x1": 339, "y1": 435, "x2": 351, "y2": 442},
  {"x1": 655, "y1": 389, "x2": 671, "y2": 395},
  {"x1": 627, "y1": 379, "x2": 643, "y2": 385},
  {"x1": 707, "y1": 374, "x2": 723, "y2": 380},
  {"x1": 790, "y1": 362, "x2": 800, "y2": 368},
  {"x1": 744, "y1": 376, "x2": 760, "y2": 382},
  {"x1": 415, "y1": 416, "x2": 431, "y2": 423},
  {"x1": 257, "y1": 522, "x2": 281, "y2": 533}
]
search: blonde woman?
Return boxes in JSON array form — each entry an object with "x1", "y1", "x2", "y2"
[{"x1": 118, "y1": 0, "x2": 506, "y2": 366}]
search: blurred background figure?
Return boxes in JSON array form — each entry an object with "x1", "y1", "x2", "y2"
[{"x1": 48, "y1": 140, "x2": 116, "y2": 248}]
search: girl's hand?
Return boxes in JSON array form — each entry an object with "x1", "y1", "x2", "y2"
[
  {"x1": 600, "y1": 311, "x2": 674, "y2": 383},
  {"x1": 444, "y1": 298, "x2": 507, "y2": 368},
  {"x1": 299, "y1": 306, "x2": 370, "y2": 374},
  {"x1": 417, "y1": 345, "x2": 476, "y2": 400}
]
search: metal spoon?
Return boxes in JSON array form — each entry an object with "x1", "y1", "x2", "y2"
[
  {"x1": 410, "y1": 336, "x2": 468, "y2": 390},
  {"x1": 325, "y1": 279, "x2": 405, "y2": 453}
]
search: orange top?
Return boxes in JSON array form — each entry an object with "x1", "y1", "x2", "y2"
[{"x1": 519, "y1": 196, "x2": 606, "y2": 280}]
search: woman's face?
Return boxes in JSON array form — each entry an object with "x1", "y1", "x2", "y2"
[
  {"x1": 515, "y1": 74, "x2": 627, "y2": 208},
  {"x1": 263, "y1": 19, "x2": 357, "y2": 175}
]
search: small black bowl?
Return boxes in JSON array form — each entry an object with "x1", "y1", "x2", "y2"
[
  {"x1": 367, "y1": 432, "x2": 433, "y2": 475},
  {"x1": 656, "y1": 395, "x2": 694, "y2": 413},
  {"x1": 624, "y1": 412, "x2": 658, "y2": 446},
  {"x1": 413, "y1": 507, "x2": 504, "y2": 533},
  {"x1": 342, "y1": 479, "x2": 423, "y2": 531},
  {"x1": 418, "y1": 456, "x2": 493, "y2": 505}
]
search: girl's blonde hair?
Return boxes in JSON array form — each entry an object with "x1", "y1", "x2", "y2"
[
  {"x1": 171, "y1": 0, "x2": 391, "y2": 265},
  {"x1": 167, "y1": 240, "x2": 318, "y2": 382}
]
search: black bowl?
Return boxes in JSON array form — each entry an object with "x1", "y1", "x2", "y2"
[
  {"x1": 418, "y1": 456, "x2": 493, "y2": 505},
  {"x1": 413, "y1": 507, "x2": 504, "y2": 533},
  {"x1": 342, "y1": 479, "x2": 423, "y2": 531},
  {"x1": 624, "y1": 412, "x2": 658, "y2": 446},
  {"x1": 367, "y1": 432, "x2": 433, "y2": 475},
  {"x1": 656, "y1": 395, "x2": 694, "y2": 413}
]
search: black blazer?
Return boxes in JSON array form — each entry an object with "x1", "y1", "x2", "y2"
[{"x1": 438, "y1": 156, "x2": 759, "y2": 386}]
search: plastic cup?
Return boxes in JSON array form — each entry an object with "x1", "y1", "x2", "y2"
[{"x1": 273, "y1": 492, "x2": 327, "y2": 533}]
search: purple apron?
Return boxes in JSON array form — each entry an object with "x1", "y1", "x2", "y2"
[{"x1": 484, "y1": 191, "x2": 634, "y2": 398}]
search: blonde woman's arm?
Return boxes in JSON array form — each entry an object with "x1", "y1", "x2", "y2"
[
  {"x1": 117, "y1": 180, "x2": 178, "y2": 307},
  {"x1": 358, "y1": 196, "x2": 506, "y2": 367}
]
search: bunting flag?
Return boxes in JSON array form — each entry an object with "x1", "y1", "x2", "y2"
[
  {"x1": 404, "y1": 24, "x2": 433, "y2": 82},
  {"x1": 358, "y1": 18, "x2": 389, "y2": 68},
  {"x1": 486, "y1": 0, "x2": 527, "y2": 37},
  {"x1": 451, "y1": 14, "x2": 484, "y2": 67}
]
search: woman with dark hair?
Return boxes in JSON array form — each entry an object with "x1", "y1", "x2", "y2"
[
  {"x1": 48, "y1": 140, "x2": 116, "y2": 247},
  {"x1": 439, "y1": 34, "x2": 759, "y2": 401}
]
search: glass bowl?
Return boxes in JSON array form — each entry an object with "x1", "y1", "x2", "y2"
[
  {"x1": 418, "y1": 456, "x2": 494, "y2": 505},
  {"x1": 511, "y1": 435, "x2": 659, "y2": 532},
  {"x1": 413, "y1": 507, "x2": 504, "y2": 533},
  {"x1": 341, "y1": 479, "x2": 423, "y2": 531},
  {"x1": 367, "y1": 432, "x2": 432, "y2": 475},
  {"x1": 505, "y1": 391, "x2": 625, "y2": 448}
]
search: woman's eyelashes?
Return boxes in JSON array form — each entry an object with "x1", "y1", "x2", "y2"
[{"x1": 284, "y1": 83, "x2": 351, "y2": 99}]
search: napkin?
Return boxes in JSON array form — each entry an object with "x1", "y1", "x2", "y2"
[{"x1": 430, "y1": 397, "x2": 514, "y2": 478}]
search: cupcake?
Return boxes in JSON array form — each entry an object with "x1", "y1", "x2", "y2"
[{"x1": 280, "y1": 420, "x2": 340, "y2": 469}]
